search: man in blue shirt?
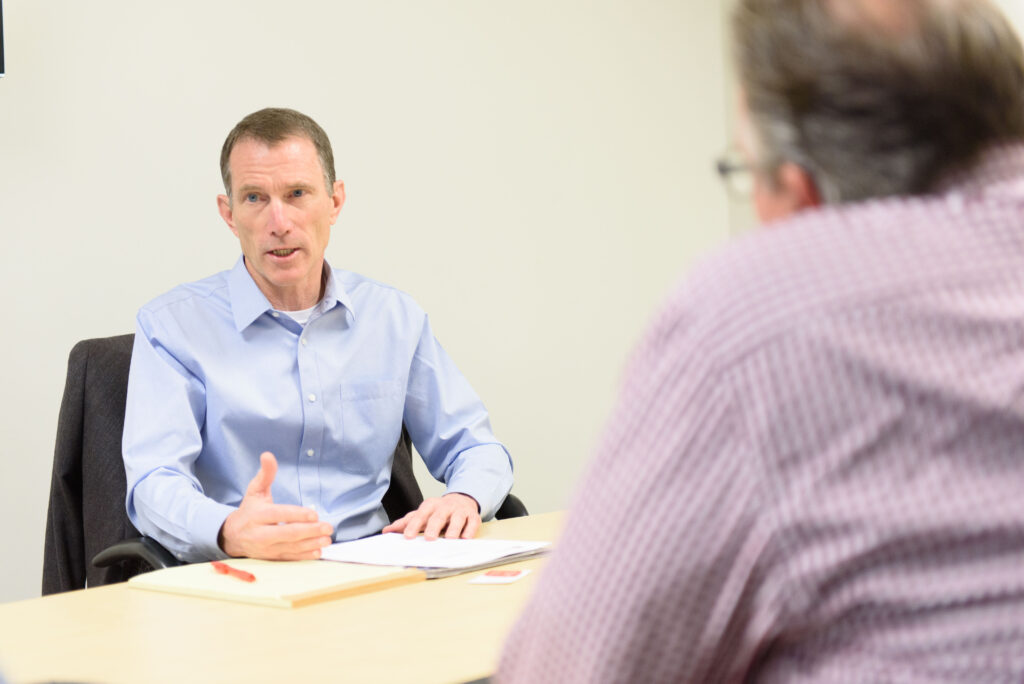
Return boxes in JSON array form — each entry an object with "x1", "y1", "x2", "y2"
[{"x1": 122, "y1": 108, "x2": 513, "y2": 563}]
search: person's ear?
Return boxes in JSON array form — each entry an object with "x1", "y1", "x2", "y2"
[
  {"x1": 330, "y1": 180, "x2": 346, "y2": 224},
  {"x1": 217, "y1": 194, "x2": 239, "y2": 238},
  {"x1": 777, "y1": 162, "x2": 822, "y2": 212},
  {"x1": 755, "y1": 162, "x2": 822, "y2": 224}
]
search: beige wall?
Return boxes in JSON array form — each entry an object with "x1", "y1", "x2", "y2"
[
  {"x1": 999, "y1": 0, "x2": 1024, "y2": 33},
  {"x1": 0, "y1": 1, "x2": 731, "y2": 602}
]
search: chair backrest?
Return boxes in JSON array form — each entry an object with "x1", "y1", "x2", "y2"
[
  {"x1": 44, "y1": 334, "x2": 138, "y2": 593},
  {"x1": 42, "y1": 334, "x2": 425, "y2": 594}
]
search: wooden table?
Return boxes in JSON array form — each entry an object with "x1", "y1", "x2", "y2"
[{"x1": 0, "y1": 512, "x2": 563, "y2": 684}]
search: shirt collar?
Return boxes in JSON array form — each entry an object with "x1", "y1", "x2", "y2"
[
  {"x1": 227, "y1": 256, "x2": 356, "y2": 332},
  {"x1": 322, "y1": 262, "x2": 356, "y2": 319},
  {"x1": 933, "y1": 142, "x2": 1024, "y2": 199}
]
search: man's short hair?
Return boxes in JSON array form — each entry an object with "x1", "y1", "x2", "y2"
[
  {"x1": 220, "y1": 107, "x2": 336, "y2": 198},
  {"x1": 733, "y1": 0, "x2": 1024, "y2": 203}
]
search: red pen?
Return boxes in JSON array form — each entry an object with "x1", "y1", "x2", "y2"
[{"x1": 211, "y1": 561, "x2": 257, "y2": 583}]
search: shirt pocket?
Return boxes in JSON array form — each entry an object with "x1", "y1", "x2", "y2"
[{"x1": 338, "y1": 379, "x2": 405, "y2": 474}]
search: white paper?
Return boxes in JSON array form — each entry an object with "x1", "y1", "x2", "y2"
[{"x1": 321, "y1": 533, "x2": 550, "y2": 569}]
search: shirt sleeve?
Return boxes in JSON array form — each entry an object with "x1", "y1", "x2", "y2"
[
  {"x1": 122, "y1": 311, "x2": 236, "y2": 562},
  {"x1": 403, "y1": 314, "x2": 513, "y2": 520},
  {"x1": 497, "y1": 291, "x2": 768, "y2": 683}
]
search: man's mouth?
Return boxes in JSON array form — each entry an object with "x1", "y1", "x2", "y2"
[{"x1": 269, "y1": 248, "x2": 298, "y2": 257}]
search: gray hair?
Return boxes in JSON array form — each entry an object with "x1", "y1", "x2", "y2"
[
  {"x1": 732, "y1": 0, "x2": 1024, "y2": 203},
  {"x1": 220, "y1": 108, "x2": 336, "y2": 198}
]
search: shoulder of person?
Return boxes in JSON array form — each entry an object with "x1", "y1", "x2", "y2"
[
  {"x1": 331, "y1": 268, "x2": 426, "y2": 316},
  {"x1": 655, "y1": 203, "x2": 894, "y2": 362},
  {"x1": 137, "y1": 269, "x2": 232, "y2": 318}
]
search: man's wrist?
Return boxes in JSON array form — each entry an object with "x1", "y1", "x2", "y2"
[
  {"x1": 218, "y1": 509, "x2": 243, "y2": 557},
  {"x1": 445, "y1": 491, "x2": 481, "y2": 513}
]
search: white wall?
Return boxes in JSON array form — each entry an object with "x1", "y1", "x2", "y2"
[
  {"x1": 998, "y1": 0, "x2": 1024, "y2": 34},
  {"x1": 0, "y1": 1, "x2": 731, "y2": 602}
]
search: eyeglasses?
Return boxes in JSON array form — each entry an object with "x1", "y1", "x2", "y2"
[{"x1": 715, "y1": 148, "x2": 756, "y2": 198}]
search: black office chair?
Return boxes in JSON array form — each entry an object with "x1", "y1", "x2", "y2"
[{"x1": 42, "y1": 334, "x2": 526, "y2": 594}]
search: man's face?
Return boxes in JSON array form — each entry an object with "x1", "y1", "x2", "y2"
[{"x1": 217, "y1": 136, "x2": 345, "y2": 309}]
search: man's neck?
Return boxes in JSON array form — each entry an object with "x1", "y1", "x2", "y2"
[
  {"x1": 271, "y1": 288, "x2": 321, "y2": 312},
  {"x1": 247, "y1": 261, "x2": 328, "y2": 312}
]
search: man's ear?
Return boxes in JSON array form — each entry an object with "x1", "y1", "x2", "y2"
[
  {"x1": 756, "y1": 162, "x2": 823, "y2": 224},
  {"x1": 330, "y1": 180, "x2": 346, "y2": 224},
  {"x1": 217, "y1": 194, "x2": 239, "y2": 238},
  {"x1": 777, "y1": 162, "x2": 822, "y2": 212}
]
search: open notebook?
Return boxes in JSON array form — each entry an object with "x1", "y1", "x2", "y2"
[{"x1": 127, "y1": 558, "x2": 424, "y2": 608}]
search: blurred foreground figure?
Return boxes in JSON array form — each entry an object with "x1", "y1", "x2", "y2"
[{"x1": 499, "y1": 0, "x2": 1024, "y2": 681}]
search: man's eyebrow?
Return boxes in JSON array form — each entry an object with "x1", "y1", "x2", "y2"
[{"x1": 234, "y1": 182, "x2": 318, "y2": 196}]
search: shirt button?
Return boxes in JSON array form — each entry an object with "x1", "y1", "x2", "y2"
[
  {"x1": 307, "y1": 449, "x2": 315, "y2": 457},
  {"x1": 308, "y1": 393, "x2": 317, "y2": 402},
  {"x1": 301, "y1": 338, "x2": 309, "y2": 347},
  {"x1": 271, "y1": 312, "x2": 280, "y2": 318}
]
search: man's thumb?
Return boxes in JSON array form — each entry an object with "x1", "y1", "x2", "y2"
[{"x1": 247, "y1": 451, "x2": 278, "y2": 497}]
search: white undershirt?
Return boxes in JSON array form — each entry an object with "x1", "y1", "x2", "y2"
[{"x1": 276, "y1": 303, "x2": 318, "y2": 327}]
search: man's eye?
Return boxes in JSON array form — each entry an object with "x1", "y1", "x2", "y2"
[
  {"x1": 245, "y1": 193, "x2": 259, "y2": 203},
  {"x1": 291, "y1": 189, "x2": 305, "y2": 198}
]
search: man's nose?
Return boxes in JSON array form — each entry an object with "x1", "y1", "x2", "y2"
[{"x1": 267, "y1": 199, "x2": 290, "y2": 236}]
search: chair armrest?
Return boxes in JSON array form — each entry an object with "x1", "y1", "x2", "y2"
[
  {"x1": 91, "y1": 536, "x2": 181, "y2": 571},
  {"x1": 495, "y1": 493, "x2": 528, "y2": 519}
]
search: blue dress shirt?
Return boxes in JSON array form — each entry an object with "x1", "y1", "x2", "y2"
[{"x1": 123, "y1": 257, "x2": 513, "y2": 562}]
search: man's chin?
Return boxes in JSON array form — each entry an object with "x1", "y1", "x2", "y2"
[{"x1": 246, "y1": 258, "x2": 317, "y2": 290}]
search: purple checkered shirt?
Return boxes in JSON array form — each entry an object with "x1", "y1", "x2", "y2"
[{"x1": 499, "y1": 146, "x2": 1024, "y2": 683}]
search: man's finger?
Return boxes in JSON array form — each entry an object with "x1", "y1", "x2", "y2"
[
  {"x1": 250, "y1": 521, "x2": 333, "y2": 547},
  {"x1": 262, "y1": 520, "x2": 334, "y2": 543},
  {"x1": 402, "y1": 512, "x2": 429, "y2": 539},
  {"x1": 382, "y1": 515, "x2": 409, "y2": 534},
  {"x1": 269, "y1": 534, "x2": 334, "y2": 556},
  {"x1": 444, "y1": 510, "x2": 467, "y2": 539},
  {"x1": 245, "y1": 451, "x2": 279, "y2": 497},
  {"x1": 399, "y1": 498, "x2": 439, "y2": 538},
  {"x1": 250, "y1": 503, "x2": 320, "y2": 525},
  {"x1": 276, "y1": 548, "x2": 330, "y2": 561},
  {"x1": 461, "y1": 514, "x2": 481, "y2": 539},
  {"x1": 423, "y1": 510, "x2": 450, "y2": 541}
]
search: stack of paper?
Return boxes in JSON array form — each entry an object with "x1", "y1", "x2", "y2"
[{"x1": 321, "y1": 534, "x2": 550, "y2": 578}]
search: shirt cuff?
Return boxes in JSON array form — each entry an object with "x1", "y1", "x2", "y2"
[
  {"x1": 445, "y1": 443, "x2": 514, "y2": 521},
  {"x1": 190, "y1": 498, "x2": 239, "y2": 561}
]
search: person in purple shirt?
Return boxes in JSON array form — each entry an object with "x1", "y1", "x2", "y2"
[
  {"x1": 123, "y1": 108, "x2": 512, "y2": 563},
  {"x1": 500, "y1": 0, "x2": 1024, "y2": 681}
]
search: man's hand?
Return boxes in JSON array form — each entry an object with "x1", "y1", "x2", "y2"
[
  {"x1": 218, "y1": 452, "x2": 334, "y2": 560},
  {"x1": 382, "y1": 492, "x2": 481, "y2": 540}
]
